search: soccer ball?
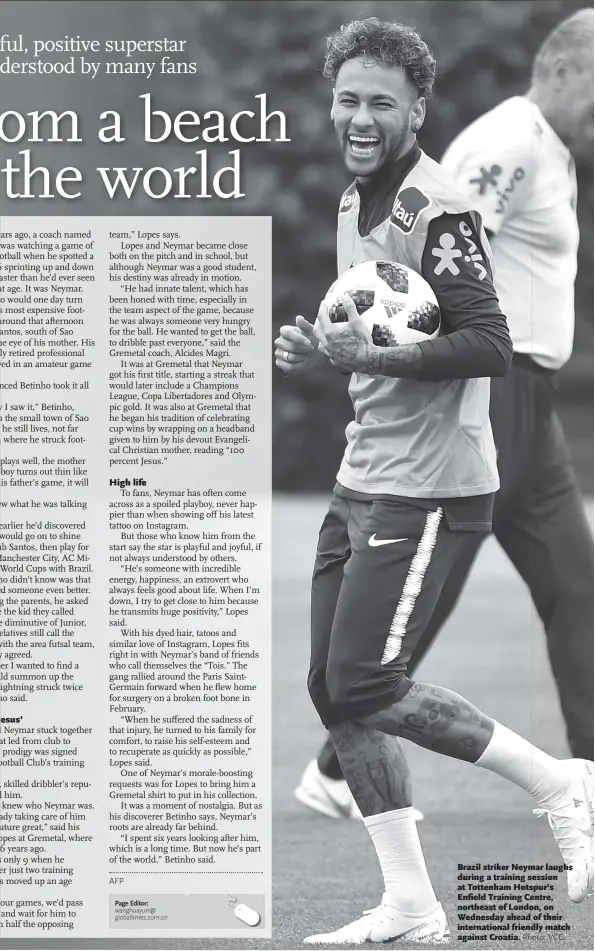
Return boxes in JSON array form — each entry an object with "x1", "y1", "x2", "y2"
[{"x1": 323, "y1": 260, "x2": 440, "y2": 346}]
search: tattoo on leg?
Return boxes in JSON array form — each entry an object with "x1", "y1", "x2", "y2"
[
  {"x1": 329, "y1": 722, "x2": 412, "y2": 816},
  {"x1": 361, "y1": 681, "x2": 495, "y2": 763},
  {"x1": 330, "y1": 721, "x2": 357, "y2": 752}
]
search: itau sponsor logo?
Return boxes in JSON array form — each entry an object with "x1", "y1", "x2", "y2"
[
  {"x1": 390, "y1": 187, "x2": 430, "y2": 235},
  {"x1": 339, "y1": 191, "x2": 356, "y2": 214}
]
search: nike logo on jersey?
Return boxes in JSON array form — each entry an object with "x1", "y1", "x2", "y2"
[{"x1": 368, "y1": 534, "x2": 408, "y2": 547}]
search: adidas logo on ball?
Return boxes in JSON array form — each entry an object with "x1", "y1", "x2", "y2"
[{"x1": 321, "y1": 260, "x2": 441, "y2": 346}]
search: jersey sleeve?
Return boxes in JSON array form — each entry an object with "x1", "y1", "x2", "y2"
[
  {"x1": 417, "y1": 212, "x2": 513, "y2": 380},
  {"x1": 441, "y1": 134, "x2": 533, "y2": 236}
]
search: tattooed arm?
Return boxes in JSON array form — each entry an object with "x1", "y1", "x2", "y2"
[
  {"x1": 316, "y1": 212, "x2": 512, "y2": 381},
  {"x1": 314, "y1": 296, "x2": 424, "y2": 378}
]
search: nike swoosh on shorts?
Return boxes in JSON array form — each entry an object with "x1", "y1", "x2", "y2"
[{"x1": 368, "y1": 534, "x2": 408, "y2": 547}]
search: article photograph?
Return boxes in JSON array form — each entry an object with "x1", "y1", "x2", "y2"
[{"x1": 0, "y1": 1, "x2": 592, "y2": 950}]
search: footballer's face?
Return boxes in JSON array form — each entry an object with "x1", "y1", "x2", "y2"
[{"x1": 332, "y1": 58, "x2": 424, "y2": 180}]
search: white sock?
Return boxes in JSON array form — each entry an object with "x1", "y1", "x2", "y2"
[
  {"x1": 363, "y1": 807, "x2": 438, "y2": 917},
  {"x1": 476, "y1": 722, "x2": 569, "y2": 808}
]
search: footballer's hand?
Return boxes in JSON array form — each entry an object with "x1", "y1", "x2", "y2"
[
  {"x1": 314, "y1": 294, "x2": 376, "y2": 374},
  {"x1": 274, "y1": 315, "x2": 319, "y2": 374}
]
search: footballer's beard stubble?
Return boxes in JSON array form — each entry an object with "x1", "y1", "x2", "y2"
[{"x1": 339, "y1": 119, "x2": 413, "y2": 181}]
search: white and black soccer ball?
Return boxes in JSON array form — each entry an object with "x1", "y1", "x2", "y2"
[{"x1": 323, "y1": 260, "x2": 440, "y2": 346}]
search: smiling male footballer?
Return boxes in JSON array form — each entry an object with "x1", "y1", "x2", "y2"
[{"x1": 274, "y1": 17, "x2": 593, "y2": 945}]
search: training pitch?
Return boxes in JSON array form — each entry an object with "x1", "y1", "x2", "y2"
[
  {"x1": 265, "y1": 495, "x2": 594, "y2": 951},
  {"x1": 126, "y1": 495, "x2": 594, "y2": 951}
]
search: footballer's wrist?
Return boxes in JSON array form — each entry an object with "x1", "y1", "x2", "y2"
[
  {"x1": 365, "y1": 343, "x2": 423, "y2": 378},
  {"x1": 308, "y1": 347, "x2": 335, "y2": 373}
]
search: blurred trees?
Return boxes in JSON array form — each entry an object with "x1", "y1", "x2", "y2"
[{"x1": 149, "y1": 0, "x2": 593, "y2": 489}]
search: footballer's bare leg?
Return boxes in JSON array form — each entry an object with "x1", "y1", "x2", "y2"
[
  {"x1": 328, "y1": 722, "x2": 411, "y2": 815},
  {"x1": 304, "y1": 721, "x2": 449, "y2": 945},
  {"x1": 362, "y1": 681, "x2": 494, "y2": 762},
  {"x1": 360, "y1": 680, "x2": 594, "y2": 904}
]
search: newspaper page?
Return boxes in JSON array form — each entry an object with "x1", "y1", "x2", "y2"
[{"x1": 0, "y1": 2, "x2": 593, "y2": 950}]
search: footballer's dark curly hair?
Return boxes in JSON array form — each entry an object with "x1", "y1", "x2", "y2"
[{"x1": 323, "y1": 17, "x2": 436, "y2": 98}]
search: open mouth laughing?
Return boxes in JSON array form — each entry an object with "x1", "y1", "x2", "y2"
[{"x1": 348, "y1": 134, "x2": 381, "y2": 156}]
